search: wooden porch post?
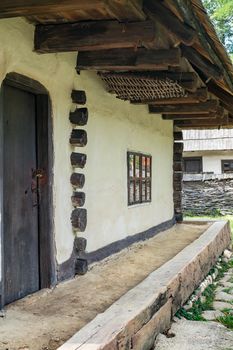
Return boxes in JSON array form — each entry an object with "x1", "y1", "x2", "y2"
[{"x1": 173, "y1": 130, "x2": 183, "y2": 222}]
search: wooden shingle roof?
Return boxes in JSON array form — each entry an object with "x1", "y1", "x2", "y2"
[{"x1": 183, "y1": 129, "x2": 233, "y2": 151}]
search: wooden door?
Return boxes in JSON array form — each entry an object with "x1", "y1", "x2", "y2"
[{"x1": 3, "y1": 83, "x2": 40, "y2": 305}]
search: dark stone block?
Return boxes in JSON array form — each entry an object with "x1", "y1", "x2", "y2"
[
  {"x1": 70, "y1": 152, "x2": 87, "y2": 168},
  {"x1": 175, "y1": 213, "x2": 183, "y2": 223},
  {"x1": 74, "y1": 237, "x2": 87, "y2": 253},
  {"x1": 71, "y1": 90, "x2": 87, "y2": 105},
  {"x1": 70, "y1": 129, "x2": 88, "y2": 147},
  {"x1": 174, "y1": 142, "x2": 184, "y2": 153},
  {"x1": 174, "y1": 132, "x2": 183, "y2": 141},
  {"x1": 71, "y1": 192, "x2": 86, "y2": 207},
  {"x1": 70, "y1": 173, "x2": 85, "y2": 188},
  {"x1": 75, "y1": 259, "x2": 88, "y2": 275},
  {"x1": 69, "y1": 108, "x2": 88, "y2": 126},
  {"x1": 71, "y1": 208, "x2": 87, "y2": 231}
]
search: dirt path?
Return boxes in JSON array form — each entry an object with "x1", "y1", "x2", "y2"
[{"x1": 0, "y1": 223, "x2": 209, "y2": 350}]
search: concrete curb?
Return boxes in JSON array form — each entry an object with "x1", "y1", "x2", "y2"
[{"x1": 57, "y1": 221, "x2": 231, "y2": 350}]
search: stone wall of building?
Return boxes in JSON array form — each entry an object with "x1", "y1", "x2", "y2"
[{"x1": 183, "y1": 173, "x2": 233, "y2": 215}]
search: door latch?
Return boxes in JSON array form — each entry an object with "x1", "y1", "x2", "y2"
[
  {"x1": 32, "y1": 168, "x2": 46, "y2": 179},
  {"x1": 31, "y1": 168, "x2": 47, "y2": 207}
]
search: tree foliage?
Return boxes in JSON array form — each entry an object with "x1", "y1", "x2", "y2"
[{"x1": 203, "y1": 0, "x2": 233, "y2": 53}]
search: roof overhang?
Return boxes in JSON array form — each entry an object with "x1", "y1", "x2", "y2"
[{"x1": 1, "y1": 0, "x2": 233, "y2": 129}]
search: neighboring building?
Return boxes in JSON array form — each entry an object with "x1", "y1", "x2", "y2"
[
  {"x1": 0, "y1": 0, "x2": 233, "y2": 309},
  {"x1": 183, "y1": 129, "x2": 233, "y2": 175},
  {"x1": 183, "y1": 129, "x2": 233, "y2": 216}
]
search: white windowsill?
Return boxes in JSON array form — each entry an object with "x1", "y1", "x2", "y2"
[{"x1": 128, "y1": 202, "x2": 152, "y2": 209}]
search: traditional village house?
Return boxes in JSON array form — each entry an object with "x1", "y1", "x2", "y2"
[
  {"x1": 0, "y1": 0, "x2": 233, "y2": 315},
  {"x1": 182, "y1": 129, "x2": 233, "y2": 217},
  {"x1": 183, "y1": 129, "x2": 233, "y2": 174}
]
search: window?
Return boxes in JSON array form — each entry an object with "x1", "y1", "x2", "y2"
[
  {"x1": 221, "y1": 159, "x2": 233, "y2": 173},
  {"x1": 127, "y1": 152, "x2": 152, "y2": 205},
  {"x1": 183, "y1": 157, "x2": 202, "y2": 173}
]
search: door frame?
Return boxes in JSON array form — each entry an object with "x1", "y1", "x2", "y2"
[{"x1": 0, "y1": 73, "x2": 56, "y2": 308}]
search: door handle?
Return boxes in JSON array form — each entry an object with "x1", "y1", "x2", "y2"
[
  {"x1": 32, "y1": 168, "x2": 46, "y2": 180},
  {"x1": 31, "y1": 168, "x2": 46, "y2": 207}
]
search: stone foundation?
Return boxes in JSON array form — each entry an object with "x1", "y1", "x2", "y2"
[{"x1": 183, "y1": 174, "x2": 233, "y2": 216}]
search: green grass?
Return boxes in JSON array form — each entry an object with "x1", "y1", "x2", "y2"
[
  {"x1": 202, "y1": 284, "x2": 217, "y2": 309},
  {"x1": 175, "y1": 284, "x2": 217, "y2": 321},
  {"x1": 216, "y1": 260, "x2": 230, "y2": 280},
  {"x1": 223, "y1": 287, "x2": 233, "y2": 294},
  {"x1": 217, "y1": 314, "x2": 233, "y2": 330},
  {"x1": 175, "y1": 256, "x2": 233, "y2": 323},
  {"x1": 177, "y1": 214, "x2": 233, "y2": 326},
  {"x1": 222, "y1": 308, "x2": 233, "y2": 314},
  {"x1": 175, "y1": 304, "x2": 205, "y2": 321},
  {"x1": 184, "y1": 214, "x2": 233, "y2": 239}
]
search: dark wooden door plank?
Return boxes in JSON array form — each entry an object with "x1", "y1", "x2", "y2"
[{"x1": 3, "y1": 84, "x2": 39, "y2": 305}]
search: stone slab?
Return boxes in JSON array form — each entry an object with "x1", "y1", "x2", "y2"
[
  {"x1": 213, "y1": 301, "x2": 233, "y2": 311},
  {"x1": 220, "y1": 273, "x2": 233, "y2": 284},
  {"x1": 132, "y1": 300, "x2": 172, "y2": 350},
  {"x1": 202, "y1": 310, "x2": 224, "y2": 321},
  {"x1": 58, "y1": 221, "x2": 231, "y2": 350},
  {"x1": 219, "y1": 281, "x2": 233, "y2": 289},
  {"x1": 155, "y1": 319, "x2": 233, "y2": 350},
  {"x1": 215, "y1": 291, "x2": 233, "y2": 302},
  {"x1": 216, "y1": 283, "x2": 233, "y2": 292}
]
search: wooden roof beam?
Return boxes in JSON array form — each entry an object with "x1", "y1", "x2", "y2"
[
  {"x1": 163, "y1": 114, "x2": 218, "y2": 120},
  {"x1": 149, "y1": 100, "x2": 219, "y2": 115},
  {"x1": 0, "y1": 0, "x2": 145, "y2": 20},
  {"x1": 181, "y1": 45, "x2": 223, "y2": 81},
  {"x1": 35, "y1": 20, "x2": 155, "y2": 53},
  {"x1": 131, "y1": 88, "x2": 208, "y2": 105},
  {"x1": 174, "y1": 115, "x2": 229, "y2": 128},
  {"x1": 163, "y1": 106, "x2": 225, "y2": 120},
  {"x1": 207, "y1": 81, "x2": 233, "y2": 114},
  {"x1": 144, "y1": 0, "x2": 197, "y2": 46},
  {"x1": 77, "y1": 48, "x2": 181, "y2": 71},
  {"x1": 0, "y1": 0, "x2": 100, "y2": 18},
  {"x1": 173, "y1": 0, "x2": 233, "y2": 91}
]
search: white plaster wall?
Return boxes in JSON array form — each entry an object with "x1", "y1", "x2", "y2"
[
  {"x1": 74, "y1": 71, "x2": 174, "y2": 253},
  {"x1": 0, "y1": 18, "x2": 77, "y2": 280},
  {"x1": 184, "y1": 151, "x2": 233, "y2": 174},
  {"x1": 0, "y1": 18, "x2": 174, "y2": 278}
]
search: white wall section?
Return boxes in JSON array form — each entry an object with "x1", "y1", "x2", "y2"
[
  {"x1": 0, "y1": 18, "x2": 174, "y2": 278},
  {"x1": 184, "y1": 151, "x2": 233, "y2": 175}
]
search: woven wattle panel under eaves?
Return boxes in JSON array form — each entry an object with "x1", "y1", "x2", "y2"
[{"x1": 99, "y1": 73, "x2": 186, "y2": 102}]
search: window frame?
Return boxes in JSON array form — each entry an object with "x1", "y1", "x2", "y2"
[
  {"x1": 221, "y1": 159, "x2": 233, "y2": 173},
  {"x1": 127, "y1": 151, "x2": 152, "y2": 206},
  {"x1": 183, "y1": 156, "x2": 203, "y2": 174}
]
